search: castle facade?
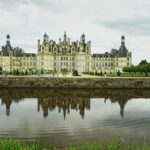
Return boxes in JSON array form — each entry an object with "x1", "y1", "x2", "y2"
[{"x1": 0, "y1": 32, "x2": 132, "y2": 73}]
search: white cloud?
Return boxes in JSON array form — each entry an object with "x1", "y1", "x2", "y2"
[{"x1": 0, "y1": 0, "x2": 150, "y2": 64}]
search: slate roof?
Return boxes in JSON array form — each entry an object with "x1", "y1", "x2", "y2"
[{"x1": 116, "y1": 44, "x2": 128, "y2": 57}]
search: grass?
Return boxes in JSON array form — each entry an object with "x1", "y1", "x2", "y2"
[
  {"x1": 106, "y1": 74, "x2": 150, "y2": 77},
  {"x1": 82, "y1": 72, "x2": 150, "y2": 77},
  {"x1": 1, "y1": 138, "x2": 150, "y2": 150}
]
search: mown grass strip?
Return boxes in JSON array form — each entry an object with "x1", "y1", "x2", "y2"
[{"x1": 0, "y1": 138, "x2": 150, "y2": 150}]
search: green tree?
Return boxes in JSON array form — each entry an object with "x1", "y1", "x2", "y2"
[
  {"x1": 100, "y1": 71, "x2": 103, "y2": 76},
  {"x1": 16, "y1": 69, "x2": 19, "y2": 75},
  {"x1": 139, "y1": 59, "x2": 148, "y2": 65},
  {"x1": 0, "y1": 66, "x2": 2, "y2": 72},
  {"x1": 123, "y1": 63, "x2": 150, "y2": 75},
  {"x1": 117, "y1": 70, "x2": 121, "y2": 76},
  {"x1": 61, "y1": 68, "x2": 69, "y2": 77},
  {"x1": 61, "y1": 68, "x2": 69, "y2": 74},
  {"x1": 72, "y1": 70, "x2": 79, "y2": 76},
  {"x1": 25, "y1": 70, "x2": 28, "y2": 75}
]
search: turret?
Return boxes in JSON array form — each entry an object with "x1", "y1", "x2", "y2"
[
  {"x1": 6, "y1": 34, "x2": 10, "y2": 45},
  {"x1": 64, "y1": 31, "x2": 67, "y2": 42},
  {"x1": 80, "y1": 33, "x2": 85, "y2": 43},
  {"x1": 59, "y1": 38, "x2": 61, "y2": 43},
  {"x1": 38, "y1": 39, "x2": 40, "y2": 52},
  {"x1": 68, "y1": 38, "x2": 70, "y2": 45},
  {"x1": 44, "y1": 33, "x2": 49, "y2": 43},
  {"x1": 121, "y1": 36, "x2": 125, "y2": 45},
  {"x1": 116, "y1": 36, "x2": 128, "y2": 57}
]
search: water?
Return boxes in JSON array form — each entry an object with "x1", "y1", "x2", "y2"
[{"x1": 0, "y1": 88, "x2": 150, "y2": 148}]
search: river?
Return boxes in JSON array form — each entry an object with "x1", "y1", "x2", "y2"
[{"x1": 0, "y1": 88, "x2": 150, "y2": 148}]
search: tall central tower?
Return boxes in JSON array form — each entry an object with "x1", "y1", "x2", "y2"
[
  {"x1": 121, "y1": 36, "x2": 125, "y2": 45},
  {"x1": 6, "y1": 34, "x2": 10, "y2": 45}
]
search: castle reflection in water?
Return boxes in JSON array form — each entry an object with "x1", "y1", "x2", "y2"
[{"x1": 1, "y1": 89, "x2": 150, "y2": 118}]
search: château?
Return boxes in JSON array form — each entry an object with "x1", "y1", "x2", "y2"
[{"x1": 0, "y1": 32, "x2": 132, "y2": 73}]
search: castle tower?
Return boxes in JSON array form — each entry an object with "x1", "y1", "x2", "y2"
[
  {"x1": 64, "y1": 31, "x2": 67, "y2": 42},
  {"x1": 80, "y1": 33, "x2": 85, "y2": 43},
  {"x1": 44, "y1": 33, "x2": 49, "y2": 43},
  {"x1": 6, "y1": 34, "x2": 10, "y2": 45},
  {"x1": 121, "y1": 36, "x2": 125, "y2": 45},
  {"x1": 38, "y1": 39, "x2": 40, "y2": 52}
]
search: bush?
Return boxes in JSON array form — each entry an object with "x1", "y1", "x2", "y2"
[
  {"x1": 100, "y1": 71, "x2": 103, "y2": 76},
  {"x1": 25, "y1": 70, "x2": 28, "y2": 75},
  {"x1": 123, "y1": 63, "x2": 150, "y2": 75},
  {"x1": 0, "y1": 66, "x2": 2, "y2": 72},
  {"x1": 117, "y1": 70, "x2": 121, "y2": 76},
  {"x1": 72, "y1": 70, "x2": 79, "y2": 76},
  {"x1": 16, "y1": 69, "x2": 19, "y2": 75}
]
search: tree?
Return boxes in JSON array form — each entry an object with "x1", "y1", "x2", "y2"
[
  {"x1": 25, "y1": 70, "x2": 28, "y2": 75},
  {"x1": 61, "y1": 68, "x2": 69, "y2": 74},
  {"x1": 100, "y1": 71, "x2": 103, "y2": 76},
  {"x1": 123, "y1": 63, "x2": 150, "y2": 75},
  {"x1": 139, "y1": 59, "x2": 148, "y2": 65},
  {"x1": 0, "y1": 66, "x2": 2, "y2": 72},
  {"x1": 117, "y1": 70, "x2": 121, "y2": 76},
  {"x1": 72, "y1": 70, "x2": 79, "y2": 76},
  {"x1": 16, "y1": 69, "x2": 19, "y2": 75}
]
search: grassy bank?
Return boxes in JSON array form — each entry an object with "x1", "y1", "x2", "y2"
[
  {"x1": 1, "y1": 139, "x2": 150, "y2": 150},
  {"x1": 82, "y1": 72, "x2": 150, "y2": 77},
  {"x1": 106, "y1": 74, "x2": 150, "y2": 77}
]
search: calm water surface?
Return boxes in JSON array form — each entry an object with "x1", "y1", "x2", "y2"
[{"x1": 0, "y1": 89, "x2": 150, "y2": 148}]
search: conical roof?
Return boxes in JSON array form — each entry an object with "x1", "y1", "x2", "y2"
[
  {"x1": 116, "y1": 44, "x2": 128, "y2": 57},
  {"x1": 116, "y1": 36, "x2": 128, "y2": 57}
]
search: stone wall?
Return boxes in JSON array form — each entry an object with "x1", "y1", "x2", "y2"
[{"x1": 0, "y1": 77, "x2": 150, "y2": 88}]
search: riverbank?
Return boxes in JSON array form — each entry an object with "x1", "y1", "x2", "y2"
[
  {"x1": 0, "y1": 76, "x2": 150, "y2": 88},
  {"x1": 0, "y1": 139, "x2": 150, "y2": 150}
]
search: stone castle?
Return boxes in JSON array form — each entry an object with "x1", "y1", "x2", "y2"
[{"x1": 0, "y1": 32, "x2": 132, "y2": 73}]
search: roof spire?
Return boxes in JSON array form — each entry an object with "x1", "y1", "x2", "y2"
[
  {"x1": 121, "y1": 36, "x2": 125, "y2": 45},
  {"x1": 64, "y1": 31, "x2": 67, "y2": 41},
  {"x1": 6, "y1": 34, "x2": 10, "y2": 45}
]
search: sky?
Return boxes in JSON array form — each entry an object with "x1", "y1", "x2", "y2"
[{"x1": 0, "y1": 0, "x2": 150, "y2": 65}]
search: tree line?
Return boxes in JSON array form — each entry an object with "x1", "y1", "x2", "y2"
[{"x1": 123, "y1": 59, "x2": 150, "y2": 75}]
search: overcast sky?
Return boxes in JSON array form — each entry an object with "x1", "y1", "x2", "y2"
[{"x1": 0, "y1": 0, "x2": 150, "y2": 64}]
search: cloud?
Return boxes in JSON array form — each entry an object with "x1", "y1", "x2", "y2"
[
  {"x1": 0, "y1": 0, "x2": 150, "y2": 65},
  {"x1": 95, "y1": 16, "x2": 150, "y2": 36}
]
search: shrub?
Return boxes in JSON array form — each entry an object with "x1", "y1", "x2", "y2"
[
  {"x1": 0, "y1": 66, "x2": 2, "y2": 72},
  {"x1": 72, "y1": 70, "x2": 79, "y2": 76},
  {"x1": 25, "y1": 70, "x2": 28, "y2": 75},
  {"x1": 100, "y1": 71, "x2": 103, "y2": 76},
  {"x1": 123, "y1": 63, "x2": 150, "y2": 75},
  {"x1": 117, "y1": 70, "x2": 121, "y2": 76}
]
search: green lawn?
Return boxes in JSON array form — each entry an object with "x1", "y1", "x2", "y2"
[
  {"x1": 1, "y1": 138, "x2": 150, "y2": 150},
  {"x1": 106, "y1": 74, "x2": 150, "y2": 77}
]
